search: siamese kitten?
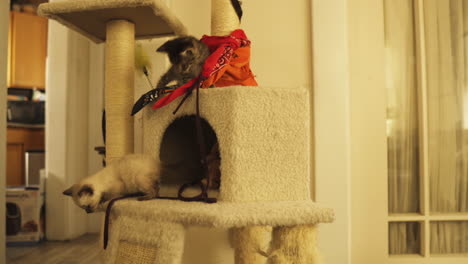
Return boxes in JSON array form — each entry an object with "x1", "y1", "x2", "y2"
[
  {"x1": 63, "y1": 154, "x2": 161, "y2": 213},
  {"x1": 156, "y1": 36, "x2": 210, "y2": 89}
]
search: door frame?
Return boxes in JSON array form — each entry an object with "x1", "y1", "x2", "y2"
[
  {"x1": 313, "y1": 0, "x2": 388, "y2": 263},
  {"x1": 0, "y1": 0, "x2": 10, "y2": 262},
  {"x1": 312, "y1": 0, "x2": 353, "y2": 263}
]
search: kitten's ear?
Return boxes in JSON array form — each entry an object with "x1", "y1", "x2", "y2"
[
  {"x1": 63, "y1": 186, "x2": 74, "y2": 196},
  {"x1": 78, "y1": 185, "x2": 94, "y2": 197},
  {"x1": 156, "y1": 40, "x2": 172, "y2": 53},
  {"x1": 157, "y1": 38, "x2": 193, "y2": 53},
  {"x1": 156, "y1": 45, "x2": 166, "y2": 52}
]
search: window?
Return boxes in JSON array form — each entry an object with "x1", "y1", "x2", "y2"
[{"x1": 385, "y1": 0, "x2": 468, "y2": 261}]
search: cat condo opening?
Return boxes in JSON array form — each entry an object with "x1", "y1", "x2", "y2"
[{"x1": 158, "y1": 115, "x2": 221, "y2": 198}]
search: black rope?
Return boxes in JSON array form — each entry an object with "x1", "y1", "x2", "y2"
[
  {"x1": 103, "y1": 193, "x2": 145, "y2": 249},
  {"x1": 177, "y1": 180, "x2": 217, "y2": 203},
  {"x1": 142, "y1": 66, "x2": 154, "y2": 89},
  {"x1": 172, "y1": 87, "x2": 194, "y2": 115},
  {"x1": 171, "y1": 77, "x2": 217, "y2": 204}
]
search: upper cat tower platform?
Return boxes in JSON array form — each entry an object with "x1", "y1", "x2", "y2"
[{"x1": 38, "y1": 0, "x2": 187, "y2": 43}]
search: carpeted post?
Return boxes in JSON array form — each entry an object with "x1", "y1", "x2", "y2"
[
  {"x1": 268, "y1": 225, "x2": 321, "y2": 264},
  {"x1": 230, "y1": 226, "x2": 271, "y2": 264},
  {"x1": 211, "y1": 0, "x2": 241, "y2": 36},
  {"x1": 103, "y1": 218, "x2": 186, "y2": 264}
]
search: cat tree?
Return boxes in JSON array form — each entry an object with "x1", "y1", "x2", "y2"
[{"x1": 38, "y1": 0, "x2": 335, "y2": 263}]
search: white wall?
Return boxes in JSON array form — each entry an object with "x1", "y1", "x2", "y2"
[
  {"x1": 46, "y1": 20, "x2": 98, "y2": 239},
  {"x1": 171, "y1": 0, "x2": 313, "y2": 88},
  {"x1": 243, "y1": 1, "x2": 313, "y2": 88},
  {"x1": 86, "y1": 42, "x2": 105, "y2": 233},
  {"x1": 134, "y1": 38, "x2": 170, "y2": 153},
  {"x1": 0, "y1": 1, "x2": 10, "y2": 262}
]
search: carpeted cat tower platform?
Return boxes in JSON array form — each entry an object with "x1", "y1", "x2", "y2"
[{"x1": 38, "y1": 0, "x2": 335, "y2": 263}]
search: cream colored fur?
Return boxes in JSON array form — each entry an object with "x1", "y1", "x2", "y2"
[{"x1": 64, "y1": 154, "x2": 161, "y2": 213}]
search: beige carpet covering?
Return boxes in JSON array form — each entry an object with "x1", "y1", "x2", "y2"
[
  {"x1": 144, "y1": 86, "x2": 312, "y2": 203},
  {"x1": 111, "y1": 199, "x2": 334, "y2": 228},
  {"x1": 38, "y1": 0, "x2": 187, "y2": 43}
]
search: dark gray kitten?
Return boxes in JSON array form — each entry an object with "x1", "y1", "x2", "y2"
[
  {"x1": 130, "y1": 36, "x2": 210, "y2": 116},
  {"x1": 156, "y1": 36, "x2": 210, "y2": 89}
]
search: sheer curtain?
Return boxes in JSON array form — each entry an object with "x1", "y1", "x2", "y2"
[
  {"x1": 385, "y1": 0, "x2": 468, "y2": 255},
  {"x1": 385, "y1": 0, "x2": 420, "y2": 215},
  {"x1": 385, "y1": 0, "x2": 421, "y2": 254},
  {"x1": 425, "y1": 0, "x2": 468, "y2": 254}
]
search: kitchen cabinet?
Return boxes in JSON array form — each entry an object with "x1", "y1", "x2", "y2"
[
  {"x1": 7, "y1": 127, "x2": 45, "y2": 186},
  {"x1": 8, "y1": 11, "x2": 48, "y2": 89}
]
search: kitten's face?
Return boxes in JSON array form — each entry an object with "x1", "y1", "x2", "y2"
[
  {"x1": 157, "y1": 36, "x2": 208, "y2": 65},
  {"x1": 63, "y1": 184, "x2": 105, "y2": 213}
]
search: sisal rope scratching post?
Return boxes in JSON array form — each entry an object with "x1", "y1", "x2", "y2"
[
  {"x1": 211, "y1": 0, "x2": 241, "y2": 36},
  {"x1": 105, "y1": 20, "x2": 135, "y2": 163},
  {"x1": 211, "y1": 1, "x2": 269, "y2": 263}
]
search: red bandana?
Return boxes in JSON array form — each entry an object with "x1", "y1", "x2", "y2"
[{"x1": 152, "y1": 29, "x2": 257, "y2": 109}]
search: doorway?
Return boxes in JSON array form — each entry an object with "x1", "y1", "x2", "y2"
[{"x1": 3, "y1": 0, "x2": 48, "y2": 256}]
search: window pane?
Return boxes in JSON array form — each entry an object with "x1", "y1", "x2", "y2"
[
  {"x1": 424, "y1": 0, "x2": 468, "y2": 213},
  {"x1": 431, "y1": 221, "x2": 468, "y2": 254},
  {"x1": 385, "y1": 0, "x2": 420, "y2": 214},
  {"x1": 389, "y1": 222, "x2": 421, "y2": 255}
]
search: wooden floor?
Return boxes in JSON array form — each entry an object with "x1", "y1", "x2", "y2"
[{"x1": 6, "y1": 234, "x2": 101, "y2": 264}]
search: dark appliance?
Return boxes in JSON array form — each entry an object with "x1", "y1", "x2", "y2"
[{"x1": 6, "y1": 202, "x2": 22, "y2": 236}]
